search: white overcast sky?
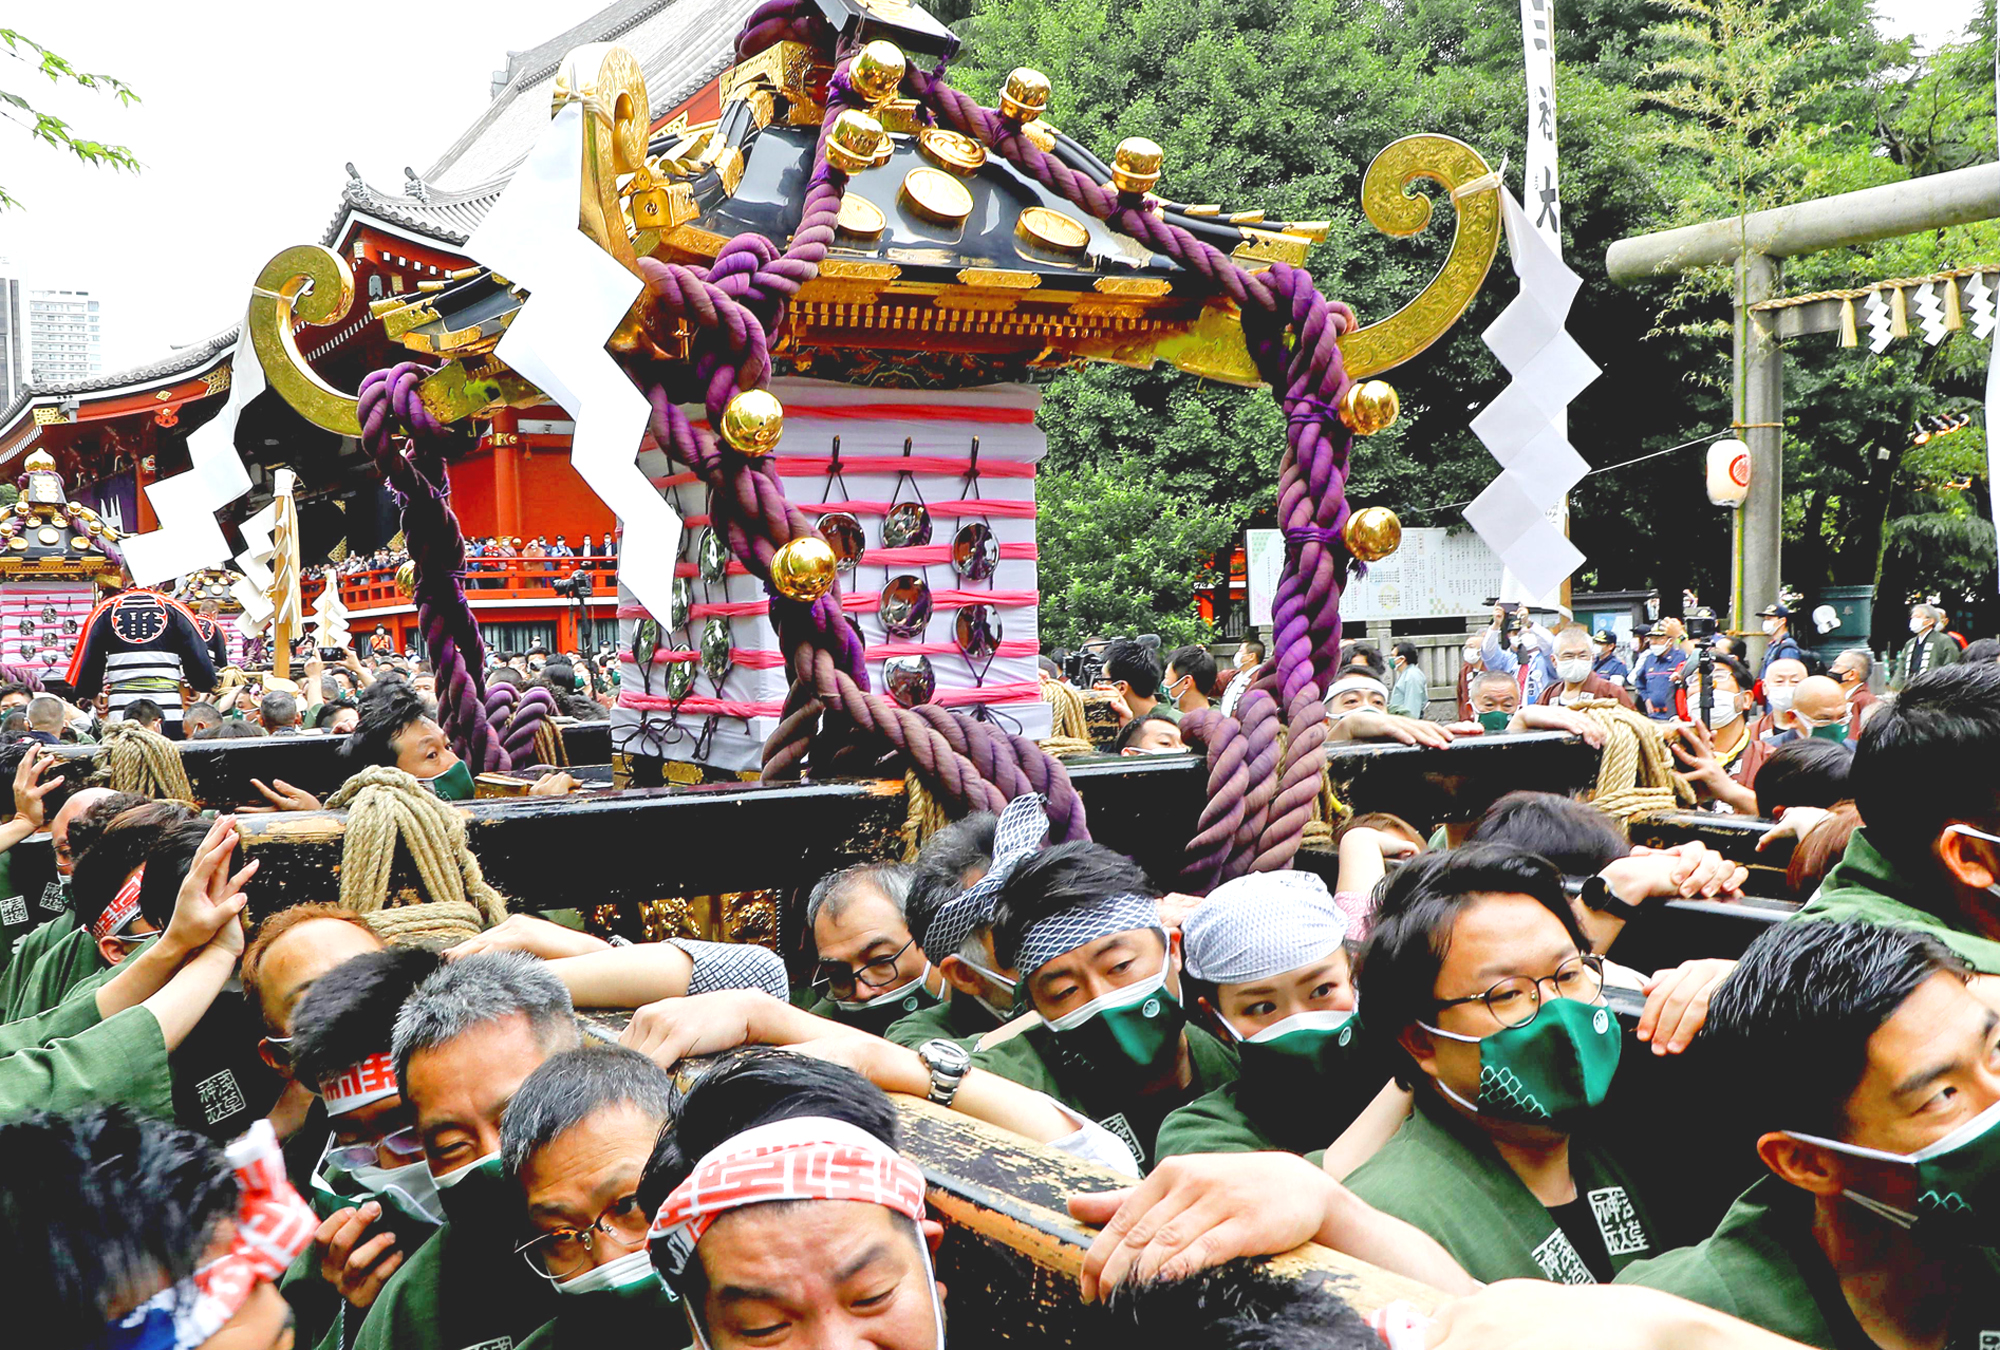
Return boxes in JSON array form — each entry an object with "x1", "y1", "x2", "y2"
[{"x1": 0, "y1": 0, "x2": 1989, "y2": 374}]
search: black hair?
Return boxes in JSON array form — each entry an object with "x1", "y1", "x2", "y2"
[
  {"x1": 134, "y1": 819, "x2": 220, "y2": 931},
  {"x1": 1853, "y1": 663, "x2": 2000, "y2": 876},
  {"x1": 1466, "y1": 791, "x2": 1630, "y2": 876},
  {"x1": 63, "y1": 790, "x2": 150, "y2": 865},
  {"x1": 1341, "y1": 642, "x2": 1385, "y2": 675},
  {"x1": 489, "y1": 666, "x2": 524, "y2": 689},
  {"x1": 292, "y1": 946, "x2": 444, "y2": 1091},
  {"x1": 71, "y1": 801, "x2": 199, "y2": 937},
  {"x1": 1706, "y1": 921, "x2": 1965, "y2": 1140},
  {"x1": 345, "y1": 678, "x2": 430, "y2": 769},
  {"x1": 1702, "y1": 652, "x2": 1755, "y2": 691},
  {"x1": 1165, "y1": 645, "x2": 1216, "y2": 697},
  {"x1": 1113, "y1": 710, "x2": 1180, "y2": 752},
  {"x1": 1239, "y1": 636, "x2": 1267, "y2": 661},
  {"x1": 1102, "y1": 639, "x2": 1162, "y2": 699},
  {"x1": 1393, "y1": 641, "x2": 1420, "y2": 667},
  {"x1": 0, "y1": 681, "x2": 31, "y2": 702},
  {"x1": 990, "y1": 840, "x2": 1158, "y2": 971},
  {"x1": 1355, "y1": 844, "x2": 1590, "y2": 1084},
  {"x1": 1106, "y1": 1261, "x2": 1376, "y2": 1350},
  {"x1": 905, "y1": 811, "x2": 998, "y2": 957},
  {"x1": 1961, "y1": 637, "x2": 2000, "y2": 664},
  {"x1": 639, "y1": 1050, "x2": 901, "y2": 1294},
  {"x1": 500, "y1": 1045, "x2": 675, "y2": 1179},
  {"x1": 123, "y1": 698, "x2": 166, "y2": 726},
  {"x1": 0, "y1": 1107, "x2": 237, "y2": 1346},
  {"x1": 1754, "y1": 738, "x2": 1853, "y2": 818}
]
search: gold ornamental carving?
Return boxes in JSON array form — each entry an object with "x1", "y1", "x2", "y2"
[{"x1": 247, "y1": 244, "x2": 362, "y2": 435}]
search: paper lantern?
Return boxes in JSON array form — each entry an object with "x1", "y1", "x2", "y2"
[{"x1": 1706, "y1": 438, "x2": 1752, "y2": 507}]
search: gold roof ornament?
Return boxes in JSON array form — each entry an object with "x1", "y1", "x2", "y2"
[
  {"x1": 825, "y1": 109, "x2": 888, "y2": 173},
  {"x1": 23, "y1": 450, "x2": 56, "y2": 473},
  {"x1": 999, "y1": 68, "x2": 1050, "y2": 122},
  {"x1": 848, "y1": 41, "x2": 907, "y2": 107},
  {"x1": 1111, "y1": 138, "x2": 1163, "y2": 194}
]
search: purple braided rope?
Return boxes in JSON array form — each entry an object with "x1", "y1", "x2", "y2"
[
  {"x1": 500, "y1": 686, "x2": 558, "y2": 766},
  {"x1": 1180, "y1": 709, "x2": 1249, "y2": 892},
  {"x1": 357, "y1": 364, "x2": 508, "y2": 773}
]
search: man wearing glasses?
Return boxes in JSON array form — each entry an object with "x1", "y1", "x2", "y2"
[
  {"x1": 802, "y1": 863, "x2": 947, "y2": 1036},
  {"x1": 1344, "y1": 844, "x2": 1664, "y2": 1284},
  {"x1": 501, "y1": 1047, "x2": 684, "y2": 1348}
]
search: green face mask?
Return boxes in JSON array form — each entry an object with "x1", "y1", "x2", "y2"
[
  {"x1": 1422, "y1": 996, "x2": 1622, "y2": 1128},
  {"x1": 1477, "y1": 710, "x2": 1513, "y2": 733},
  {"x1": 1042, "y1": 957, "x2": 1186, "y2": 1087},
  {"x1": 1808, "y1": 721, "x2": 1849, "y2": 743},
  {"x1": 1231, "y1": 1008, "x2": 1360, "y2": 1083},
  {"x1": 421, "y1": 759, "x2": 477, "y2": 802},
  {"x1": 433, "y1": 1152, "x2": 516, "y2": 1232},
  {"x1": 831, "y1": 967, "x2": 940, "y2": 1037},
  {"x1": 311, "y1": 1136, "x2": 446, "y2": 1233},
  {"x1": 1788, "y1": 1098, "x2": 2000, "y2": 1245},
  {"x1": 552, "y1": 1251, "x2": 682, "y2": 1339}
]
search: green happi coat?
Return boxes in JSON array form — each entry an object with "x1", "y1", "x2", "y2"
[
  {"x1": 1617, "y1": 1176, "x2": 2000, "y2": 1349},
  {"x1": 1345, "y1": 1094, "x2": 1662, "y2": 1284},
  {"x1": 513, "y1": 1284, "x2": 690, "y2": 1350},
  {"x1": 969, "y1": 1022, "x2": 1238, "y2": 1171},
  {"x1": 885, "y1": 994, "x2": 1000, "y2": 1049},
  {"x1": 1795, "y1": 829, "x2": 2000, "y2": 975},
  {"x1": 0, "y1": 1003, "x2": 173, "y2": 1121},
  {"x1": 351, "y1": 1218, "x2": 558, "y2": 1350},
  {"x1": 1, "y1": 907, "x2": 76, "y2": 1005},
  {"x1": 1155, "y1": 1080, "x2": 1333, "y2": 1166},
  {"x1": 6, "y1": 924, "x2": 106, "y2": 1021}
]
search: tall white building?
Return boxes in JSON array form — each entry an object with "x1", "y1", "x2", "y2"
[
  {"x1": 26, "y1": 287, "x2": 102, "y2": 386},
  {"x1": 0, "y1": 265, "x2": 25, "y2": 410}
]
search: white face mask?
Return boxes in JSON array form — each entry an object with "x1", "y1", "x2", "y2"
[
  {"x1": 1912, "y1": 615, "x2": 1930, "y2": 635},
  {"x1": 959, "y1": 956, "x2": 1018, "y2": 1018},
  {"x1": 835, "y1": 963, "x2": 932, "y2": 1012},
  {"x1": 1766, "y1": 685, "x2": 1797, "y2": 715},
  {"x1": 1555, "y1": 658, "x2": 1591, "y2": 685},
  {"x1": 1763, "y1": 619, "x2": 1780, "y2": 636},
  {"x1": 556, "y1": 1247, "x2": 661, "y2": 1296},
  {"x1": 1704, "y1": 699, "x2": 1742, "y2": 731}
]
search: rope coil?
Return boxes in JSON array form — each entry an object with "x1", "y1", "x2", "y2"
[
  {"x1": 321, "y1": 766, "x2": 510, "y2": 940},
  {"x1": 97, "y1": 720, "x2": 195, "y2": 803}
]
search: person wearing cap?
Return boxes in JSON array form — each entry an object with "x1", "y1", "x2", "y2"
[
  {"x1": 283, "y1": 947, "x2": 447, "y2": 1350},
  {"x1": 1757, "y1": 604, "x2": 1804, "y2": 678},
  {"x1": 1632, "y1": 623, "x2": 1688, "y2": 721},
  {"x1": 1539, "y1": 625, "x2": 1636, "y2": 711},
  {"x1": 1158, "y1": 870, "x2": 1408, "y2": 1172},
  {"x1": 969, "y1": 840, "x2": 1239, "y2": 1170},
  {"x1": 1591, "y1": 630, "x2": 1630, "y2": 690}
]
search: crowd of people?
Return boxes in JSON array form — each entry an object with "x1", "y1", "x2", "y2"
[
  {"x1": 333, "y1": 536, "x2": 616, "y2": 584},
  {"x1": 6, "y1": 593, "x2": 2000, "y2": 1350}
]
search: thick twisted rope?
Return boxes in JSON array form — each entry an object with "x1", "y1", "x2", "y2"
[
  {"x1": 357, "y1": 365, "x2": 508, "y2": 773},
  {"x1": 322, "y1": 765, "x2": 510, "y2": 928},
  {"x1": 1573, "y1": 700, "x2": 1697, "y2": 821},
  {"x1": 97, "y1": 719, "x2": 194, "y2": 802}
]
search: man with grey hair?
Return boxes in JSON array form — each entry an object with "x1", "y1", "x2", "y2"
[
  {"x1": 351, "y1": 952, "x2": 576, "y2": 1350},
  {"x1": 23, "y1": 694, "x2": 66, "y2": 743},
  {"x1": 500, "y1": 1047, "x2": 681, "y2": 1342},
  {"x1": 802, "y1": 861, "x2": 944, "y2": 1035},
  {"x1": 1892, "y1": 602, "x2": 1960, "y2": 689},
  {"x1": 258, "y1": 688, "x2": 301, "y2": 735},
  {"x1": 1828, "y1": 647, "x2": 1878, "y2": 739}
]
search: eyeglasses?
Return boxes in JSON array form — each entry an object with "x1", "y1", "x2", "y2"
[
  {"x1": 1434, "y1": 953, "x2": 1606, "y2": 1029},
  {"x1": 811, "y1": 937, "x2": 916, "y2": 995},
  {"x1": 515, "y1": 1194, "x2": 650, "y2": 1280},
  {"x1": 260, "y1": 1035, "x2": 294, "y2": 1070},
  {"x1": 326, "y1": 1126, "x2": 425, "y2": 1173}
]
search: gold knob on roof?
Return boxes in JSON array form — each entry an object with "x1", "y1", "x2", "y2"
[
  {"x1": 825, "y1": 110, "x2": 888, "y2": 174},
  {"x1": 849, "y1": 42, "x2": 907, "y2": 107},
  {"x1": 1344, "y1": 507, "x2": 1402, "y2": 562},
  {"x1": 720, "y1": 389, "x2": 785, "y2": 456},
  {"x1": 1338, "y1": 380, "x2": 1400, "y2": 435},
  {"x1": 1111, "y1": 138, "x2": 1163, "y2": 194},
  {"x1": 1000, "y1": 68, "x2": 1051, "y2": 122},
  {"x1": 770, "y1": 536, "x2": 838, "y2": 602},
  {"x1": 22, "y1": 450, "x2": 55, "y2": 472}
]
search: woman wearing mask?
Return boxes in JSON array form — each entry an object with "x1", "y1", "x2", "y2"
[
  {"x1": 1666, "y1": 654, "x2": 1765, "y2": 814},
  {"x1": 1345, "y1": 845, "x2": 1664, "y2": 1283}
]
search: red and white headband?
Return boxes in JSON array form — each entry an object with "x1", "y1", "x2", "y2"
[
  {"x1": 319, "y1": 1051, "x2": 399, "y2": 1117},
  {"x1": 91, "y1": 866, "x2": 145, "y2": 942},
  {"x1": 648, "y1": 1116, "x2": 927, "y2": 1276}
]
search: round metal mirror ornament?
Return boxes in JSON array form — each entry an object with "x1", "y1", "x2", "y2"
[
  {"x1": 698, "y1": 528, "x2": 730, "y2": 582},
  {"x1": 664, "y1": 657, "x2": 697, "y2": 700},
  {"x1": 700, "y1": 619, "x2": 733, "y2": 679},
  {"x1": 955, "y1": 603, "x2": 1001, "y2": 659},
  {"x1": 882, "y1": 501, "x2": 932, "y2": 549},
  {"x1": 817, "y1": 512, "x2": 866, "y2": 573},
  {"x1": 951, "y1": 522, "x2": 998, "y2": 581},
  {"x1": 879, "y1": 575, "x2": 933, "y2": 638},
  {"x1": 884, "y1": 655, "x2": 937, "y2": 708}
]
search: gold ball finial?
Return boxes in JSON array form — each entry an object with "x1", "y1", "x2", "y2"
[
  {"x1": 1343, "y1": 507, "x2": 1403, "y2": 563},
  {"x1": 849, "y1": 41, "x2": 907, "y2": 106},
  {"x1": 770, "y1": 536, "x2": 838, "y2": 602},
  {"x1": 1000, "y1": 68, "x2": 1051, "y2": 122},
  {"x1": 824, "y1": 109, "x2": 888, "y2": 175},
  {"x1": 23, "y1": 450, "x2": 56, "y2": 473},
  {"x1": 395, "y1": 560, "x2": 418, "y2": 597},
  {"x1": 1111, "y1": 137, "x2": 1163, "y2": 194},
  {"x1": 1337, "y1": 380, "x2": 1400, "y2": 435},
  {"x1": 720, "y1": 389, "x2": 785, "y2": 456}
]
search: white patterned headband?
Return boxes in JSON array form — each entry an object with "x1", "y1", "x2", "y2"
[
  {"x1": 1181, "y1": 870, "x2": 1350, "y2": 985},
  {"x1": 921, "y1": 793, "x2": 1048, "y2": 962},
  {"x1": 1014, "y1": 892, "x2": 1162, "y2": 977}
]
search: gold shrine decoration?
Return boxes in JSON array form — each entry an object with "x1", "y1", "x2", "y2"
[
  {"x1": 554, "y1": 43, "x2": 651, "y2": 276},
  {"x1": 269, "y1": 468, "x2": 302, "y2": 682},
  {"x1": 248, "y1": 245, "x2": 362, "y2": 437}
]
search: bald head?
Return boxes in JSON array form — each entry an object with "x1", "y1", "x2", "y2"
[
  {"x1": 1791, "y1": 675, "x2": 1848, "y2": 731},
  {"x1": 50, "y1": 787, "x2": 114, "y2": 876},
  {"x1": 1764, "y1": 657, "x2": 1808, "y2": 690}
]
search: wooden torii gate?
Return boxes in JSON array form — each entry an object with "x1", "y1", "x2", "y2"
[{"x1": 1606, "y1": 161, "x2": 2000, "y2": 650}]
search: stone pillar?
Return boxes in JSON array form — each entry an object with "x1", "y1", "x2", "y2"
[{"x1": 1735, "y1": 253, "x2": 1783, "y2": 662}]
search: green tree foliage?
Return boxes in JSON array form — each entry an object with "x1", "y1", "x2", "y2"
[
  {"x1": 0, "y1": 30, "x2": 140, "y2": 211},
  {"x1": 951, "y1": 0, "x2": 1996, "y2": 641}
]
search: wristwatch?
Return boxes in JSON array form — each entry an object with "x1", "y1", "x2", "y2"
[
  {"x1": 1572, "y1": 873, "x2": 1644, "y2": 922},
  {"x1": 916, "y1": 1038, "x2": 972, "y2": 1108}
]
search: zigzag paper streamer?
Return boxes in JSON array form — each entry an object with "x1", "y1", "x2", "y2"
[
  {"x1": 311, "y1": 575, "x2": 350, "y2": 652},
  {"x1": 1915, "y1": 282, "x2": 1948, "y2": 346},
  {"x1": 461, "y1": 103, "x2": 684, "y2": 626},
  {"x1": 1967, "y1": 273, "x2": 1997, "y2": 341},
  {"x1": 1863, "y1": 290, "x2": 1894, "y2": 354}
]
